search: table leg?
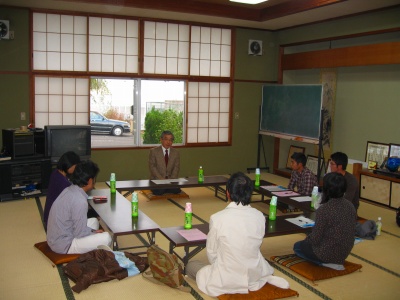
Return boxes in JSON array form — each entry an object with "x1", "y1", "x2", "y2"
[
  {"x1": 183, "y1": 245, "x2": 190, "y2": 274},
  {"x1": 214, "y1": 185, "x2": 227, "y2": 201}
]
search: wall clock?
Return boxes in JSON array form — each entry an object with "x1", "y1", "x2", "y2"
[{"x1": 248, "y1": 39, "x2": 262, "y2": 56}]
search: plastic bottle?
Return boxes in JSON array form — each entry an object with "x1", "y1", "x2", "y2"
[
  {"x1": 269, "y1": 196, "x2": 277, "y2": 221},
  {"x1": 376, "y1": 217, "x2": 382, "y2": 236},
  {"x1": 131, "y1": 192, "x2": 138, "y2": 217},
  {"x1": 311, "y1": 186, "x2": 318, "y2": 209},
  {"x1": 184, "y1": 202, "x2": 193, "y2": 229},
  {"x1": 255, "y1": 168, "x2": 260, "y2": 187},
  {"x1": 110, "y1": 173, "x2": 116, "y2": 194},
  {"x1": 198, "y1": 166, "x2": 204, "y2": 183}
]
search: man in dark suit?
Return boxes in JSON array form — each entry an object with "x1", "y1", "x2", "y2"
[{"x1": 148, "y1": 130, "x2": 181, "y2": 195}]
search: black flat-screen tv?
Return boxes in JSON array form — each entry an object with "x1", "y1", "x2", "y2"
[{"x1": 44, "y1": 125, "x2": 91, "y2": 163}]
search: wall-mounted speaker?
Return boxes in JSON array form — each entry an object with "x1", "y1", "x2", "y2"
[
  {"x1": 248, "y1": 39, "x2": 262, "y2": 56},
  {"x1": 0, "y1": 20, "x2": 10, "y2": 40}
]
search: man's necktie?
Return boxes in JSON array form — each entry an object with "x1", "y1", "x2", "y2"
[{"x1": 165, "y1": 149, "x2": 169, "y2": 166}]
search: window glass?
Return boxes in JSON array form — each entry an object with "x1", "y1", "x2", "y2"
[{"x1": 90, "y1": 78, "x2": 185, "y2": 148}]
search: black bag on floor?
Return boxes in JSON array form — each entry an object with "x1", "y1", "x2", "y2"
[{"x1": 355, "y1": 220, "x2": 377, "y2": 240}]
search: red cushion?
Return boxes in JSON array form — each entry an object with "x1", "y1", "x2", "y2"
[
  {"x1": 34, "y1": 241, "x2": 80, "y2": 266},
  {"x1": 217, "y1": 283, "x2": 299, "y2": 300}
]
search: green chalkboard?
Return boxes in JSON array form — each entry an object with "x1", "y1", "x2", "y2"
[{"x1": 260, "y1": 84, "x2": 323, "y2": 141}]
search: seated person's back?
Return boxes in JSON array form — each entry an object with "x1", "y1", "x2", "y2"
[
  {"x1": 293, "y1": 172, "x2": 357, "y2": 268},
  {"x1": 187, "y1": 172, "x2": 289, "y2": 297},
  {"x1": 47, "y1": 160, "x2": 111, "y2": 254},
  {"x1": 43, "y1": 151, "x2": 80, "y2": 230}
]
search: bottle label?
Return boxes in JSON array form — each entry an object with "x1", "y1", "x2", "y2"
[
  {"x1": 132, "y1": 202, "x2": 138, "y2": 217},
  {"x1": 184, "y1": 212, "x2": 192, "y2": 229},
  {"x1": 269, "y1": 207, "x2": 276, "y2": 221},
  {"x1": 110, "y1": 181, "x2": 116, "y2": 193},
  {"x1": 255, "y1": 174, "x2": 260, "y2": 187},
  {"x1": 269, "y1": 199, "x2": 277, "y2": 220},
  {"x1": 198, "y1": 169, "x2": 204, "y2": 183},
  {"x1": 376, "y1": 223, "x2": 382, "y2": 235}
]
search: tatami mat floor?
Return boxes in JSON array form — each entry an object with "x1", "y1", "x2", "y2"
[{"x1": 0, "y1": 172, "x2": 399, "y2": 300}]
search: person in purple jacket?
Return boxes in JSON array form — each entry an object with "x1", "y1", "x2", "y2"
[{"x1": 43, "y1": 151, "x2": 80, "y2": 230}]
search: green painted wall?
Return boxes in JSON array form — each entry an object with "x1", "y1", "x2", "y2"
[
  {"x1": 281, "y1": 66, "x2": 400, "y2": 168},
  {"x1": 276, "y1": 7, "x2": 400, "y2": 45},
  {"x1": 0, "y1": 8, "x2": 31, "y2": 132},
  {"x1": 1, "y1": 5, "x2": 399, "y2": 181},
  {"x1": 276, "y1": 6, "x2": 400, "y2": 167}
]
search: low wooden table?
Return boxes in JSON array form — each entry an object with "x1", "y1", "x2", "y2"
[
  {"x1": 254, "y1": 180, "x2": 316, "y2": 213},
  {"x1": 88, "y1": 189, "x2": 159, "y2": 253},
  {"x1": 159, "y1": 213, "x2": 314, "y2": 272},
  {"x1": 107, "y1": 175, "x2": 229, "y2": 201}
]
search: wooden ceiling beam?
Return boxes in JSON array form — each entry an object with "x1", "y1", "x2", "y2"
[
  {"x1": 57, "y1": 0, "x2": 344, "y2": 22},
  {"x1": 260, "y1": 0, "x2": 345, "y2": 22}
]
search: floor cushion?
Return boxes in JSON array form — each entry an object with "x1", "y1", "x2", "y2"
[
  {"x1": 34, "y1": 241, "x2": 80, "y2": 267},
  {"x1": 217, "y1": 283, "x2": 299, "y2": 300},
  {"x1": 270, "y1": 254, "x2": 362, "y2": 284},
  {"x1": 142, "y1": 190, "x2": 189, "y2": 200}
]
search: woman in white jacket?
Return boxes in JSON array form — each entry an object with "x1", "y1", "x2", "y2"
[{"x1": 186, "y1": 172, "x2": 289, "y2": 297}]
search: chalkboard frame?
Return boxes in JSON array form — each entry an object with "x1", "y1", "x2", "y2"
[{"x1": 259, "y1": 84, "x2": 323, "y2": 144}]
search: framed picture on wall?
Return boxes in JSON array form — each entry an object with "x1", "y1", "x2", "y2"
[
  {"x1": 286, "y1": 145, "x2": 305, "y2": 169},
  {"x1": 365, "y1": 141, "x2": 389, "y2": 170},
  {"x1": 389, "y1": 143, "x2": 400, "y2": 157},
  {"x1": 306, "y1": 155, "x2": 319, "y2": 175}
]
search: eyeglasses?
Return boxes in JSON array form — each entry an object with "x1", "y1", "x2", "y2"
[{"x1": 162, "y1": 138, "x2": 174, "y2": 142}]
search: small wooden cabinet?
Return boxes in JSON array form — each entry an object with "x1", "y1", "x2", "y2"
[
  {"x1": 391, "y1": 182, "x2": 400, "y2": 208},
  {"x1": 356, "y1": 166, "x2": 400, "y2": 208}
]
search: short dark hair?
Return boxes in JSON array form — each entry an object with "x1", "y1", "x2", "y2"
[
  {"x1": 321, "y1": 172, "x2": 347, "y2": 204},
  {"x1": 330, "y1": 152, "x2": 348, "y2": 170},
  {"x1": 291, "y1": 152, "x2": 306, "y2": 166},
  {"x1": 160, "y1": 130, "x2": 174, "y2": 140},
  {"x1": 57, "y1": 151, "x2": 81, "y2": 173},
  {"x1": 70, "y1": 160, "x2": 100, "y2": 187},
  {"x1": 226, "y1": 172, "x2": 253, "y2": 206}
]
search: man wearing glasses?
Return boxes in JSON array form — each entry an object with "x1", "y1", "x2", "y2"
[
  {"x1": 329, "y1": 152, "x2": 359, "y2": 211},
  {"x1": 148, "y1": 130, "x2": 181, "y2": 195}
]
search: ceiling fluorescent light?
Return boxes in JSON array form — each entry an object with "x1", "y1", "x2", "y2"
[{"x1": 230, "y1": 0, "x2": 268, "y2": 4}]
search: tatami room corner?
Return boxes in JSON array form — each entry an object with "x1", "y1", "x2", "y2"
[{"x1": 1, "y1": 172, "x2": 399, "y2": 300}]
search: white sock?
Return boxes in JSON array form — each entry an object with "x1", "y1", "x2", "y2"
[{"x1": 266, "y1": 275, "x2": 290, "y2": 289}]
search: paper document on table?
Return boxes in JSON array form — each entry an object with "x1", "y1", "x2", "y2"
[
  {"x1": 272, "y1": 191, "x2": 300, "y2": 197},
  {"x1": 169, "y1": 178, "x2": 188, "y2": 183},
  {"x1": 285, "y1": 216, "x2": 315, "y2": 228},
  {"x1": 177, "y1": 228, "x2": 207, "y2": 241},
  {"x1": 151, "y1": 178, "x2": 188, "y2": 184},
  {"x1": 290, "y1": 196, "x2": 312, "y2": 202},
  {"x1": 261, "y1": 185, "x2": 288, "y2": 192}
]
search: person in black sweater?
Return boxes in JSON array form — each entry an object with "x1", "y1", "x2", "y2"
[
  {"x1": 293, "y1": 172, "x2": 357, "y2": 269},
  {"x1": 330, "y1": 152, "x2": 359, "y2": 211}
]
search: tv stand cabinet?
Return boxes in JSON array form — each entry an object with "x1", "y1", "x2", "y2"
[{"x1": 0, "y1": 157, "x2": 52, "y2": 201}]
